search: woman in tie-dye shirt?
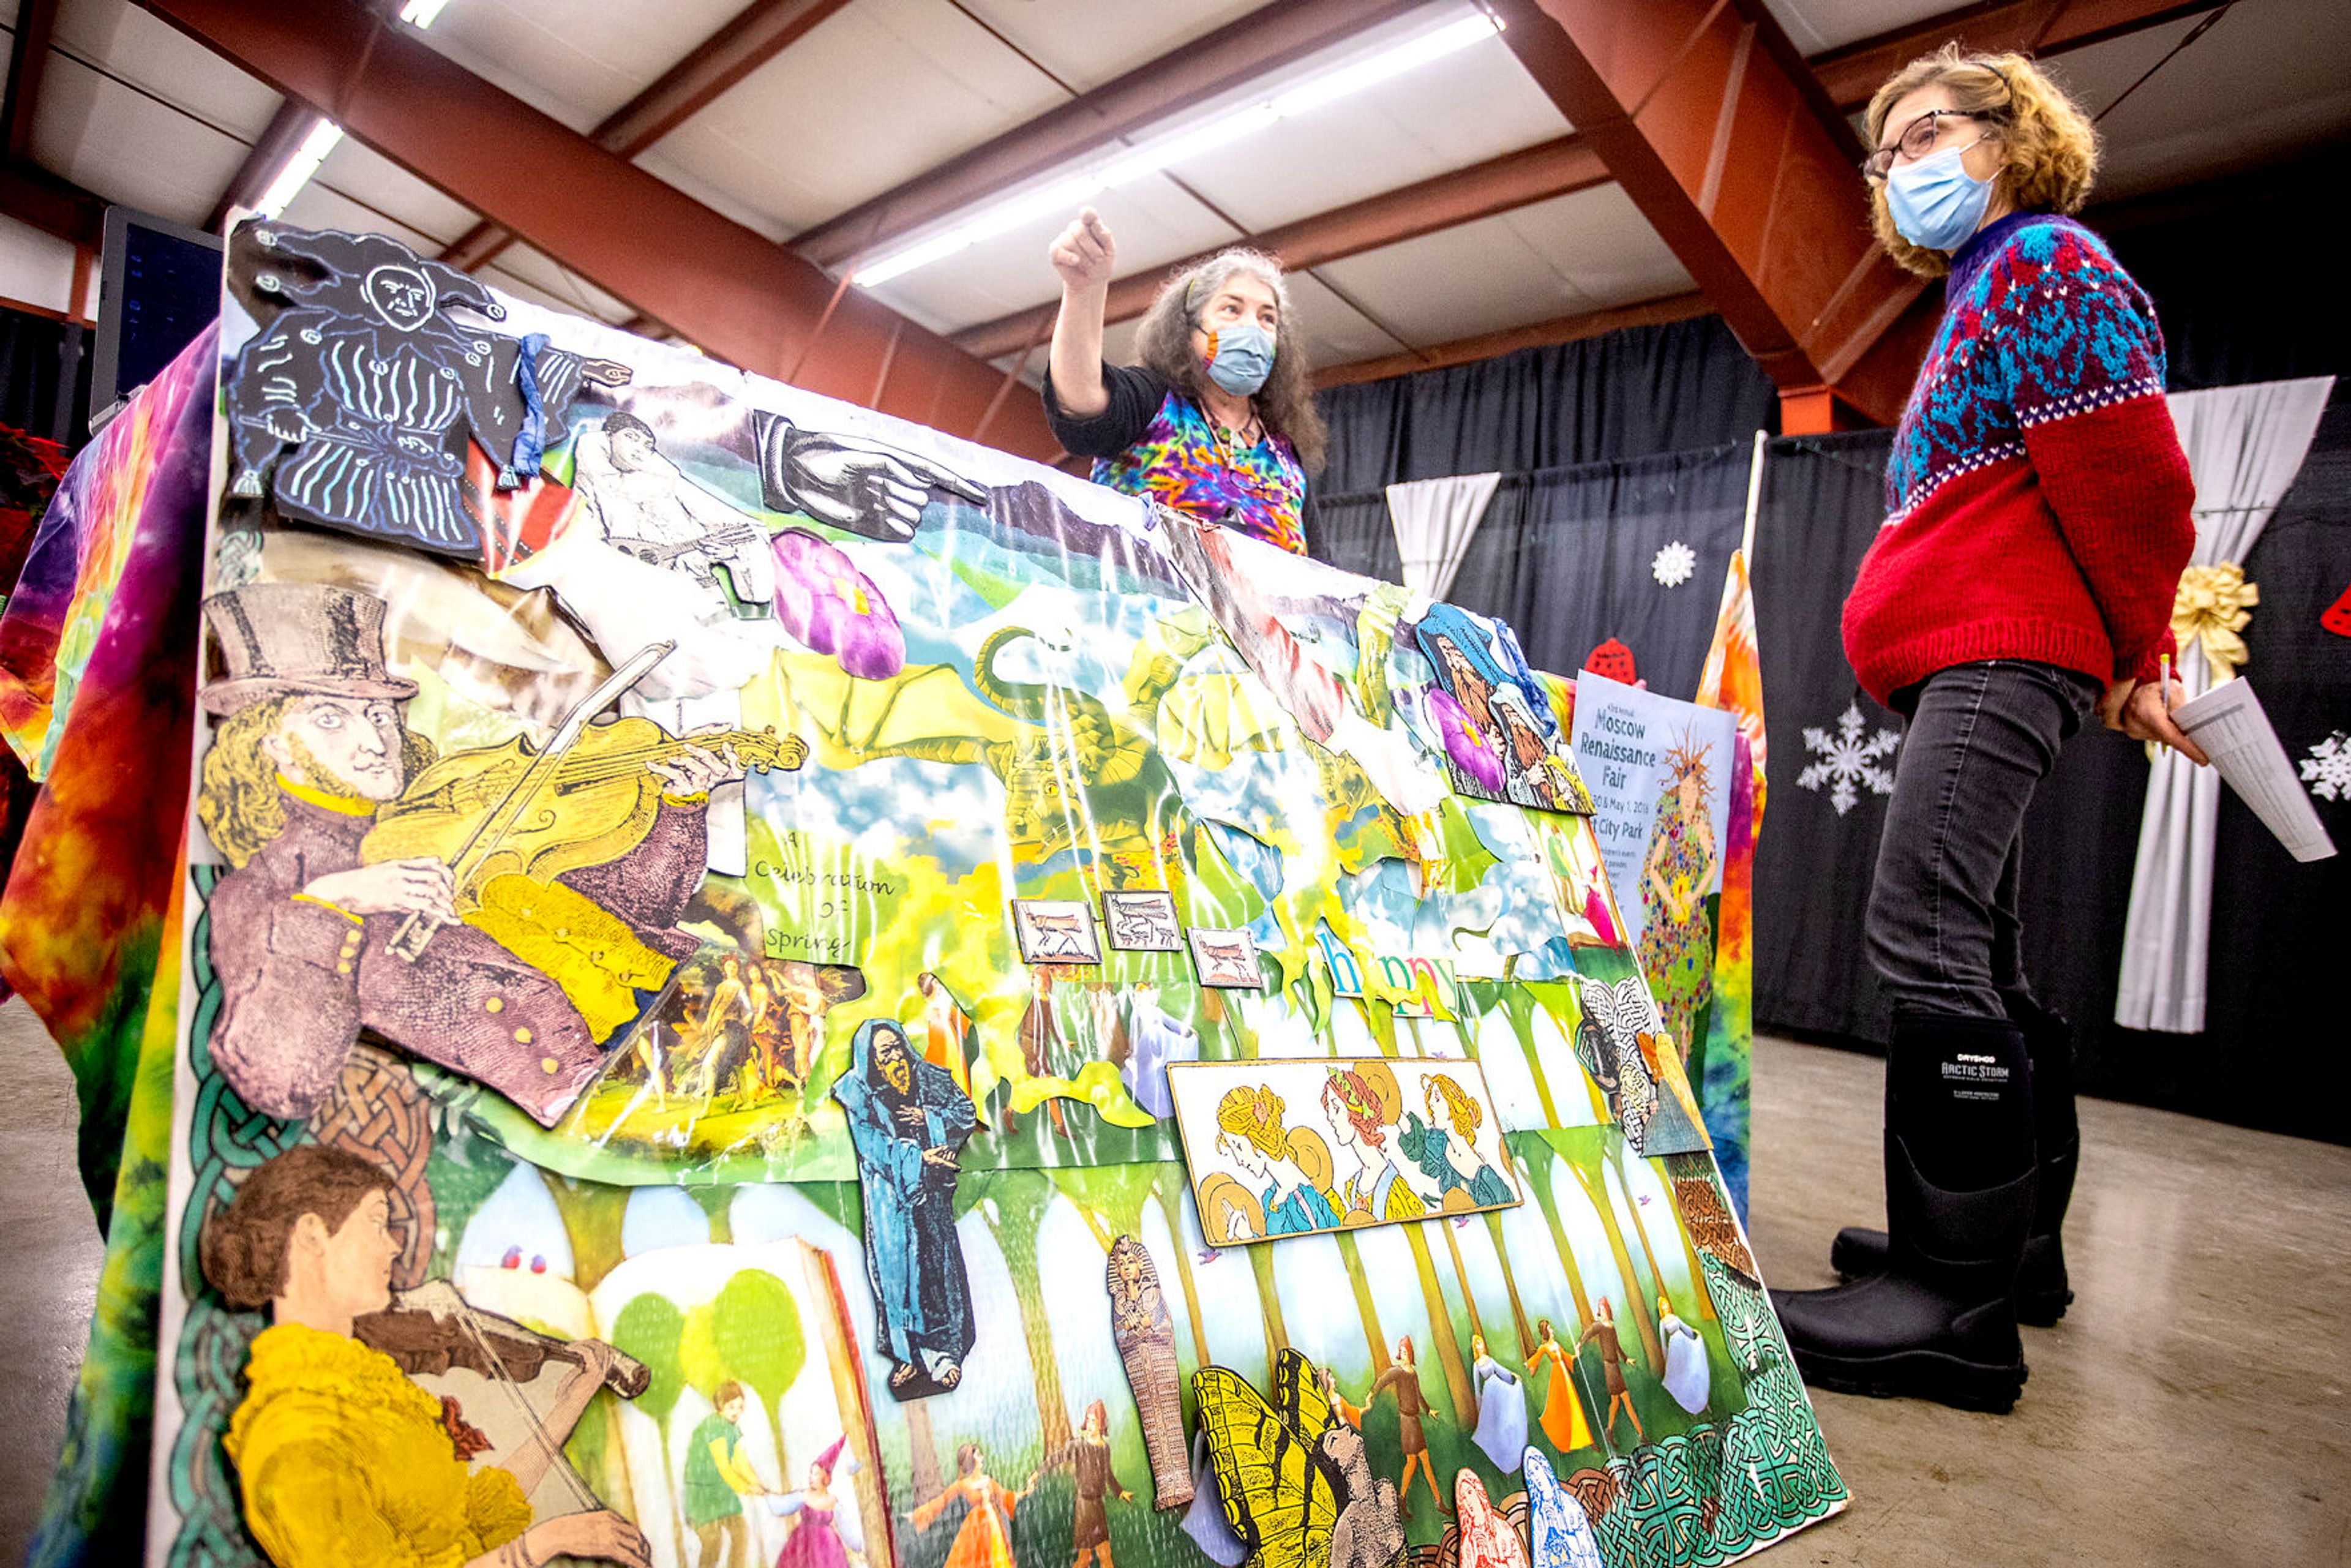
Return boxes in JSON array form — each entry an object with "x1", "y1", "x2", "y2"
[{"x1": 1040, "y1": 209, "x2": 1326, "y2": 555}]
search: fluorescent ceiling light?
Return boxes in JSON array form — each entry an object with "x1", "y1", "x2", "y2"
[
  {"x1": 853, "y1": 6, "x2": 1504, "y2": 289},
  {"x1": 255, "y1": 118, "x2": 346, "y2": 219},
  {"x1": 251, "y1": 0, "x2": 454, "y2": 220}
]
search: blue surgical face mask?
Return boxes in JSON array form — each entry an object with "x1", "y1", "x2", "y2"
[
  {"x1": 1884, "y1": 139, "x2": 1995, "y2": 252},
  {"x1": 1202, "y1": 319, "x2": 1275, "y2": 397}
]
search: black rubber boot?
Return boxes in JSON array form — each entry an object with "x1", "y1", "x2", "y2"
[
  {"x1": 1775, "y1": 1012, "x2": 2036, "y2": 1412},
  {"x1": 1829, "y1": 990, "x2": 2078, "y2": 1325}
]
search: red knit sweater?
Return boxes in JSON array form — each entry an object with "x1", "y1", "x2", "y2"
[{"x1": 1842, "y1": 214, "x2": 2194, "y2": 709}]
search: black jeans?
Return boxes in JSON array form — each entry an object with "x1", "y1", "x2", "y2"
[{"x1": 1867, "y1": 660, "x2": 2100, "y2": 1021}]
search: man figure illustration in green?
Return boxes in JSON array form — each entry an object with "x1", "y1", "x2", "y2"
[{"x1": 684, "y1": 1381, "x2": 770, "y2": 1566}]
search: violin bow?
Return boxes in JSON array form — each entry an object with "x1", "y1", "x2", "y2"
[
  {"x1": 389, "y1": 640, "x2": 676, "y2": 962},
  {"x1": 398, "y1": 1283, "x2": 608, "y2": 1513}
]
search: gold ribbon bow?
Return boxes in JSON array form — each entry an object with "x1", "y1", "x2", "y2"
[{"x1": 2170, "y1": 561, "x2": 2259, "y2": 685}]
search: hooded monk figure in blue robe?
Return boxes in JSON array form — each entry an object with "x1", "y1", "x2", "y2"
[{"x1": 833, "y1": 1018, "x2": 978, "y2": 1398}]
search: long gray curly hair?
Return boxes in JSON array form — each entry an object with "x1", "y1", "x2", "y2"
[{"x1": 1131, "y1": 248, "x2": 1327, "y2": 475}]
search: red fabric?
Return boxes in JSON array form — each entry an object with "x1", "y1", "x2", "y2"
[
  {"x1": 1583, "y1": 637, "x2": 1636, "y2": 685},
  {"x1": 1841, "y1": 391, "x2": 2194, "y2": 708},
  {"x1": 2322, "y1": 580, "x2": 2351, "y2": 638}
]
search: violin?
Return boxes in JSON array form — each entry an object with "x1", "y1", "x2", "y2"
[
  {"x1": 354, "y1": 1282, "x2": 651, "y2": 1398},
  {"x1": 361, "y1": 716, "x2": 806, "y2": 890}
]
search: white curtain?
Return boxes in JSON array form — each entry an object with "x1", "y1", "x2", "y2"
[
  {"x1": 1385, "y1": 472, "x2": 1501, "y2": 601},
  {"x1": 2114, "y1": 375, "x2": 2335, "y2": 1033}
]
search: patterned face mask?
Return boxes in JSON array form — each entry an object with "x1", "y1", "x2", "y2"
[{"x1": 1200, "y1": 319, "x2": 1275, "y2": 396}]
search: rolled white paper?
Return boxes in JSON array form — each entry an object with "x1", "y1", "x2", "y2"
[{"x1": 2171, "y1": 678, "x2": 2338, "y2": 863}]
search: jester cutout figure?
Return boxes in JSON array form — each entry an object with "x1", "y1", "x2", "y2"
[
  {"x1": 1030, "y1": 1400, "x2": 1135, "y2": 1568},
  {"x1": 1362, "y1": 1336, "x2": 1444, "y2": 1523},
  {"x1": 225, "y1": 222, "x2": 630, "y2": 553},
  {"x1": 832, "y1": 1018, "x2": 979, "y2": 1398},
  {"x1": 1574, "y1": 1299, "x2": 1644, "y2": 1444}
]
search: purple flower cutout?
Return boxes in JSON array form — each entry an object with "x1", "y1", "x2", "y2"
[
  {"x1": 1429, "y1": 688, "x2": 1505, "y2": 793},
  {"x1": 771, "y1": 528, "x2": 905, "y2": 680}
]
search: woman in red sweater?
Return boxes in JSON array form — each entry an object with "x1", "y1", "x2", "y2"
[{"x1": 1773, "y1": 46, "x2": 2207, "y2": 1414}]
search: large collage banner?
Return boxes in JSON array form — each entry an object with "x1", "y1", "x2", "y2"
[{"x1": 124, "y1": 222, "x2": 1843, "y2": 1568}]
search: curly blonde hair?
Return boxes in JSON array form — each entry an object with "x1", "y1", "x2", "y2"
[
  {"x1": 199, "y1": 696, "x2": 298, "y2": 869},
  {"x1": 1133, "y1": 248, "x2": 1327, "y2": 474},
  {"x1": 1216, "y1": 1084, "x2": 1290, "y2": 1160},
  {"x1": 1865, "y1": 46, "x2": 2099, "y2": 277},
  {"x1": 1424, "y1": 1073, "x2": 1482, "y2": 1139},
  {"x1": 197, "y1": 695, "x2": 433, "y2": 867}
]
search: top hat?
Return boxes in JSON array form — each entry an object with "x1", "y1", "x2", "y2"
[{"x1": 200, "y1": 582, "x2": 419, "y2": 716}]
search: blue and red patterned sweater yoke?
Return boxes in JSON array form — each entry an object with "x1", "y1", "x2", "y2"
[{"x1": 1843, "y1": 211, "x2": 2196, "y2": 710}]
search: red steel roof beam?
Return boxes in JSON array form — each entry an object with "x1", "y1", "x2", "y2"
[
  {"x1": 2, "y1": 0, "x2": 61, "y2": 164},
  {"x1": 1492, "y1": 0, "x2": 1925, "y2": 424},
  {"x1": 441, "y1": 0, "x2": 852, "y2": 273},
  {"x1": 1815, "y1": 0, "x2": 2229, "y2": 108},
  {"x1": 135, "y1": 0, "x2": 1060, "y2": 457}
]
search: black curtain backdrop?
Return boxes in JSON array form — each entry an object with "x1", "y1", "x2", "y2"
[
  {"x1": 1313, "y1": 313, "x2": 1777, "y2": 497},
  {"x1": 0, "y1": 305, "x2": 92, "y2": 451},
  {"x1": 2099, "y1": 144, "x2": 2351, "y2": 393}
]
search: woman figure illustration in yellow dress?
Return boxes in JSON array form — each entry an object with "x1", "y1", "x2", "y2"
[
  {"x1": 201, "y1": 1144, "x2": 650, "y2": 1568},
  {"x1": 911, "y1": 1441, "x2": 1030, "y2": 1568},
  {"x1": 1524, "y1": 1318, "x2": 1594, "y2": 1455},
  {"x1": 1321, "y1": 1066, "x2": 1427, "y2": 1223}
]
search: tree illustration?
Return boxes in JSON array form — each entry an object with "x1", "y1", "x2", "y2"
[
  {"x1": 1400, "y1": 1225, "x2": 1476, "y2": 1421},
  {"x1": 1517, "y1": 1145, "x2": 1594, "y2": 1326},
  {"x1": 1247, "y1": 1246, "x2": 1289, "y2": 1373},
  {"x1": 1485, "y1": 981, "x2": 1562, "y2": 1127},
  {"x1": 1560, "y1": 1150, "x2": 1664, "y2": 1368},
  {"x1": 717, "y1": 1269, "x2": 805, "y2": 1480},
  {"x1": 901, "y1": 1398, "x2": 947, "y2": 1509},
  {"x1": 1333, "y1": 1231, "x2": 1391, "y2": 1375},
  {"x1": 1150, "y1": 1168, "x2": 1212, "y2": 1419},
  {"x1": 1480, "y1": 1209, "x2": 1538, "y2": 1356},
  {"x1": 958, "y1": 1169, "x2": 1074, "y2": 1453},
  {"x1": 609, "y1": 1292, "x2": 689, "y2": 1548},
  {"x1": 689, "y1": 1184, "x2": 735, "y2": 1244},
  {"x1": 543, "y1": 1174, "x2": 632, "y2": 1292},
  {"x1": 1603, "y1": 1153, "x2": 1674, "y2": 1330}
]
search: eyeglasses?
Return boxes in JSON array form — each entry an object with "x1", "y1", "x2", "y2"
[{"x1": 1861, "y1": 109, "x2": 1994, "y2": 181}]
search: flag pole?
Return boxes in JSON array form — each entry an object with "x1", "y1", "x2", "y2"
[{"x1": 1739, "y1": 429, "x2": 1767, "y2": 563}]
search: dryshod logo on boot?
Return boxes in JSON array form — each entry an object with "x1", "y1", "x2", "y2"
[{"x1": 1940, "y1": 1052, "x2": 2012, "y2": 1102}]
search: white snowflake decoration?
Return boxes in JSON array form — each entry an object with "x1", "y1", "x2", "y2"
[
  {"x1": 1798, "y1": 702, "x2": 1902, "y2": 815},
  {"x1": 2301, "y1": 730, "x2": 2351, "y2": 802},
  {"x1": 1652, "y1": 540, "x2": 1697, "y2": 588}
]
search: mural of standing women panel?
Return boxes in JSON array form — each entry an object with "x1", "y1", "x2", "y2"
[
  {"x1": 127, "y1": 219, "x2": 1843, "y2": 1568},
  {"x1": 1167, "y1": 1058, "x2": 1520, "y2": 1244}
]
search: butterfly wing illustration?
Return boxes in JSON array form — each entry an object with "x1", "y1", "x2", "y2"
[{"x1": 1195, "y1": 1351, "x2": 1338, "y2": 1568}]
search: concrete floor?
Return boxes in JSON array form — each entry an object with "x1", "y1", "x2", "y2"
[
  {"x1": 0, "y1": 999, "x2": 105, "y2": 1567},
  {"x1": 1750, "y1": 1031, "x2": 2351, "y2": 1566},
  {"x1": 0, "y1": 1004, "x2": 2347, "y2": 1564}
]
